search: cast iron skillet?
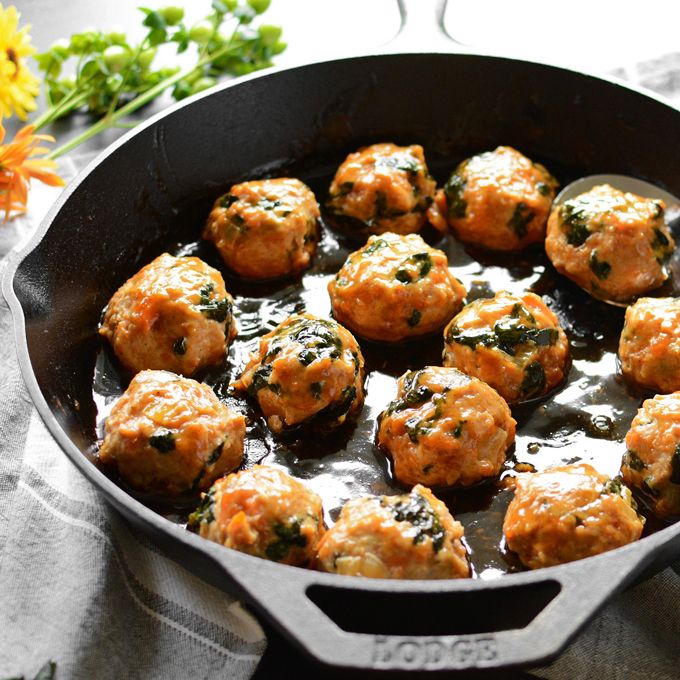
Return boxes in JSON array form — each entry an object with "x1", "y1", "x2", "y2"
[{"x1": 5, "y1": 2, "x2": 680, "y2": 675}]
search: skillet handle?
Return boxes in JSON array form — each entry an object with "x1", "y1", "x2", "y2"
[
  {"x1": 227, "y1": 540, "x2": 663, "y2": 673},
  {"x1": 384, "y1": 0, "x2": 466, "y2": 53}
]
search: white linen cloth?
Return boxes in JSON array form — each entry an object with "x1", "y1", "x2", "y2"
[{"x1": 1, "y1": 49, "x2": 680, "y2": 680}]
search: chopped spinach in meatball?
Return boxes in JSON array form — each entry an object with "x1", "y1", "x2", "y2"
[
  {"x1": 443, "y1": 291, "x2": 569, "y2": 403},
  {"x1": 328, "y1": 232, "x2": 466, "y2": 342},
  {"x1": 188, "y1": 465, "x2": 325, "y2": 567},
  {"x1": 326, "y1": 143, "x2": 436, "y2": 236},
  {"x1": 233, "y1": 313, "x2": 365, "y2": 434},
  {"x1": 546, "y1": 184, "x2": 675, "y2": 303},
  {"x1": 378, "y1": 366, "x2": 515, "y2": 487},
  {"x1": 316, "y1": 485, "x2": 470, "y2": 579}
]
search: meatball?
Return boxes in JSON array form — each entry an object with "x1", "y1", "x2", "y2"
[
  {"x1": 622, "y1": 392, "x2": 680, "y2": 518},
  {"x1": 427, "y1": 146, "x2": 558, "y2": 251},
  {"x1": 100, "y1": 253, "x2": 236, "y2": 376},
  {"x1": 233, "y1": 313, "x2": 365, "y2": 434},
  {"x1": 443, "y1": 291, "x2": 570, "y2": 404},
  {"x1": 316, "y1": 485, "x2": 470, "y2": 579},
  {"x1": 99, "y1": 370, "x2": 245, "y2": 497},
  {"x1": 187, "y1": 465, "x2": 325, "y2": 566},
  {"x1": 328, "y1": 232, "x2": 466, "y2": 342},
  {"x1": 377, "y1": 367, "x2": 516, "y2": 487},
  {"x1": 503, "y1": 463, "x2": 644, "y2": 569},
  {"x1": 325, "y1": 143, "x2": 436, "y2": 236},
  {"x1": 545, "y1": 184, "x2": 675, "y2": 303},
  {"x1": 618, "y1": 297, "x2": 680, "y2": 393},
  {"x1": 203, "y1": 178, "x2": 320, "y2": 279}
]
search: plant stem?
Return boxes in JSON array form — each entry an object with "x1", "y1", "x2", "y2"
[
  {"x1": 32, "y1": 89, "x2": 90, "y2": 130},
  {"x1": 47, "y1": 43, "x2": 242, "y2": 159},
  {"x1": 106, "y1": 38, "x2": 149, "y2": 120}
]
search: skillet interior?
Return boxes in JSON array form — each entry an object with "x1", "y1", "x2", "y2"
[{"x1": 8, "y1": 52, "x2": 680, "y2": 671}]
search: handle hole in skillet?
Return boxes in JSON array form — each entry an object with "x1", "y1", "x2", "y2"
[{"x1": 306, "y1": 580, "x2": 561, "y2": 636}]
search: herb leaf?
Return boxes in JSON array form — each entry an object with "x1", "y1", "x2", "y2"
[
  {"x1": 363, "y1": 238, "x2": 388, "y2": 255},
  {"x1": 589, "y1": 250, "x2": 612, "y2": 280},
  {"x1": 187, "y1": 487, "x2": 216, "y2": 528},
  {"x1": 625, "y1": 450, "x2": 646, "y2": 472},
  {"x1": 197, "y1": 282, "x2": 232, "y2": 322},
  {"x1": 444, "y1": 172, "x2": 467, "y2": 219},
  {"x1": 407, "y1": 309, "x2": 421, "y2": 327},
  {"x1": 507, "y1": 201, "x2": 535, "y2": 239},
  {"x1": 452, "y1": 420, "x2": 466, "y2": 437},
  {"x1": 247, "y1": 363, "x2": 278, "y2": 397},
  {"x1": 386, "y1": 371, "x2": 434, "y2": 414},
  {"x1": 332, "y1": 181, "x2": 354, "y2": 198},
  {"x1": 219, "y1": 193, "x2": 239, "y2": 209},
  {"x1": 265, "y1": 520, "x2": 307, "y2": 561},
  {"x1": 520, "y1": 361, "x2": 546, "y2": 398},
  {"x1": 207, "y1": 442, "x2": 224, "y2": 466},
  {"x1": 295, "y1": 385, "x2": 357, "y2": 432},
  {"x1": 448, "y1": 319, "x2": 558, "y2": 357},
  {"x1": 395, "y1": 252, "x2": 433, "y2": 284},
  {"x1": 149, "y1": 429, "x2": 175, "y2": 453},
  {"x1": 671, "y1": 444, "x2": 680, "y2": 485},
  {"x1": 560, "y1": 201, "x2": 591, "y2": 246},
  {"x1": 172, "y1": 337, "x2": 187, "y2": 355},
  {"x1": 654, "y1": 227, "x2": 670, "y2": 248},
  {"x1": 258, "y1": 196, "x2": 282, "y2": 211},
  {"x1": 388, "y1": 491, "x2": 446, "y2": 553},
  {"x1": 268, "y1": 317, "x2": 343, "y2": 366},
  {"x1": 405, "y1": 416, "x2": 432, "y2": 443},
  {"x1": 602, "y1": 477, "x2": 624, "y2": 496}
]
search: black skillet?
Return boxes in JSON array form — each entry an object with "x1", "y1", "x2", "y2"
[{"x1": 4, "y1": 0, "x2": 680, "y2": 674}]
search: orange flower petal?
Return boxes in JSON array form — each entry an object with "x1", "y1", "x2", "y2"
[{"x1": 0, "y1": 119, "x2": 63, "y2": 220}]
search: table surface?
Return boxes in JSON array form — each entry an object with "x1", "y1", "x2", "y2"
[{"x1": 12, "y1": 0, "x2": 680, "y2": 677}]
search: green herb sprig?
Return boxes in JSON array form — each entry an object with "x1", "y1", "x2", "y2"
[{"x1": 32, "y1": 1, "x2": 286, "y2": 158}]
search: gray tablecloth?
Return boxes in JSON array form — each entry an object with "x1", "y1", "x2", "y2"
[{"x1": 2, "y1": 52, "x2": 680, "y2": 680}]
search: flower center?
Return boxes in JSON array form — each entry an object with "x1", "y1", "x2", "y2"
[{"x1": 6, "y1": 47, "x2": 19, "y2": 79}]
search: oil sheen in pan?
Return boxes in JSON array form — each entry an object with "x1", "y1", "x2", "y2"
[{"x1": 91, "y1": 157, "x2": 679, "y2": 580}]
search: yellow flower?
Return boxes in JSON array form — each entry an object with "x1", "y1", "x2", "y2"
[
  {"x1": 0, "y1": 122, "x2": 64, "y2": 220},
  {"x1": 0, "y1": 4, "x2": 39, "y2": 120}
]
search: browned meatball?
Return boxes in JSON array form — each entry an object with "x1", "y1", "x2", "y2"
[
  {"x1": 187, "y1": 465, "x2": 325, "y2": 566},
  {"x1": 427, "y1": 146, "x2": 558, "y2": 250},
  {"x1": 99, "y1": 370, "x2": 245, "y2": 497},
  {"x1": 316, "y1": 485, "x2": 470, "y2": 579},
  {"x1": 545, "y1": 184, "x2": 675, "y2": 303},
  {"x1": 622, "y1": 392, "x2": 680, "y2": 518},
  {"x1": 326, "y1": 143, "x2": 436, "y2": 236},
  {"x1": 503, "y1": 464, "x2": 644, "y2": 569},
  {"x1": 328, "y1": 232, "x2": 466, "y2": 342},
  {"x1": 443, "y1": 291, "x2": 570, "y2": 404},
  {"x1": 619, "y1": 297, "x2": 680, "y2": 393},
  {"x1": 100, "y1": 253, "x2": 236, "y2": 376},
  {"x1": 377, "y1": 367, "x2": 515, "y2": 487},
  {"x1": 233, "y1": 313, "x2": 365, "y2": 434},
  {"x1": 203, "y1": 178, "x2": 320, "y2": 279}
]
